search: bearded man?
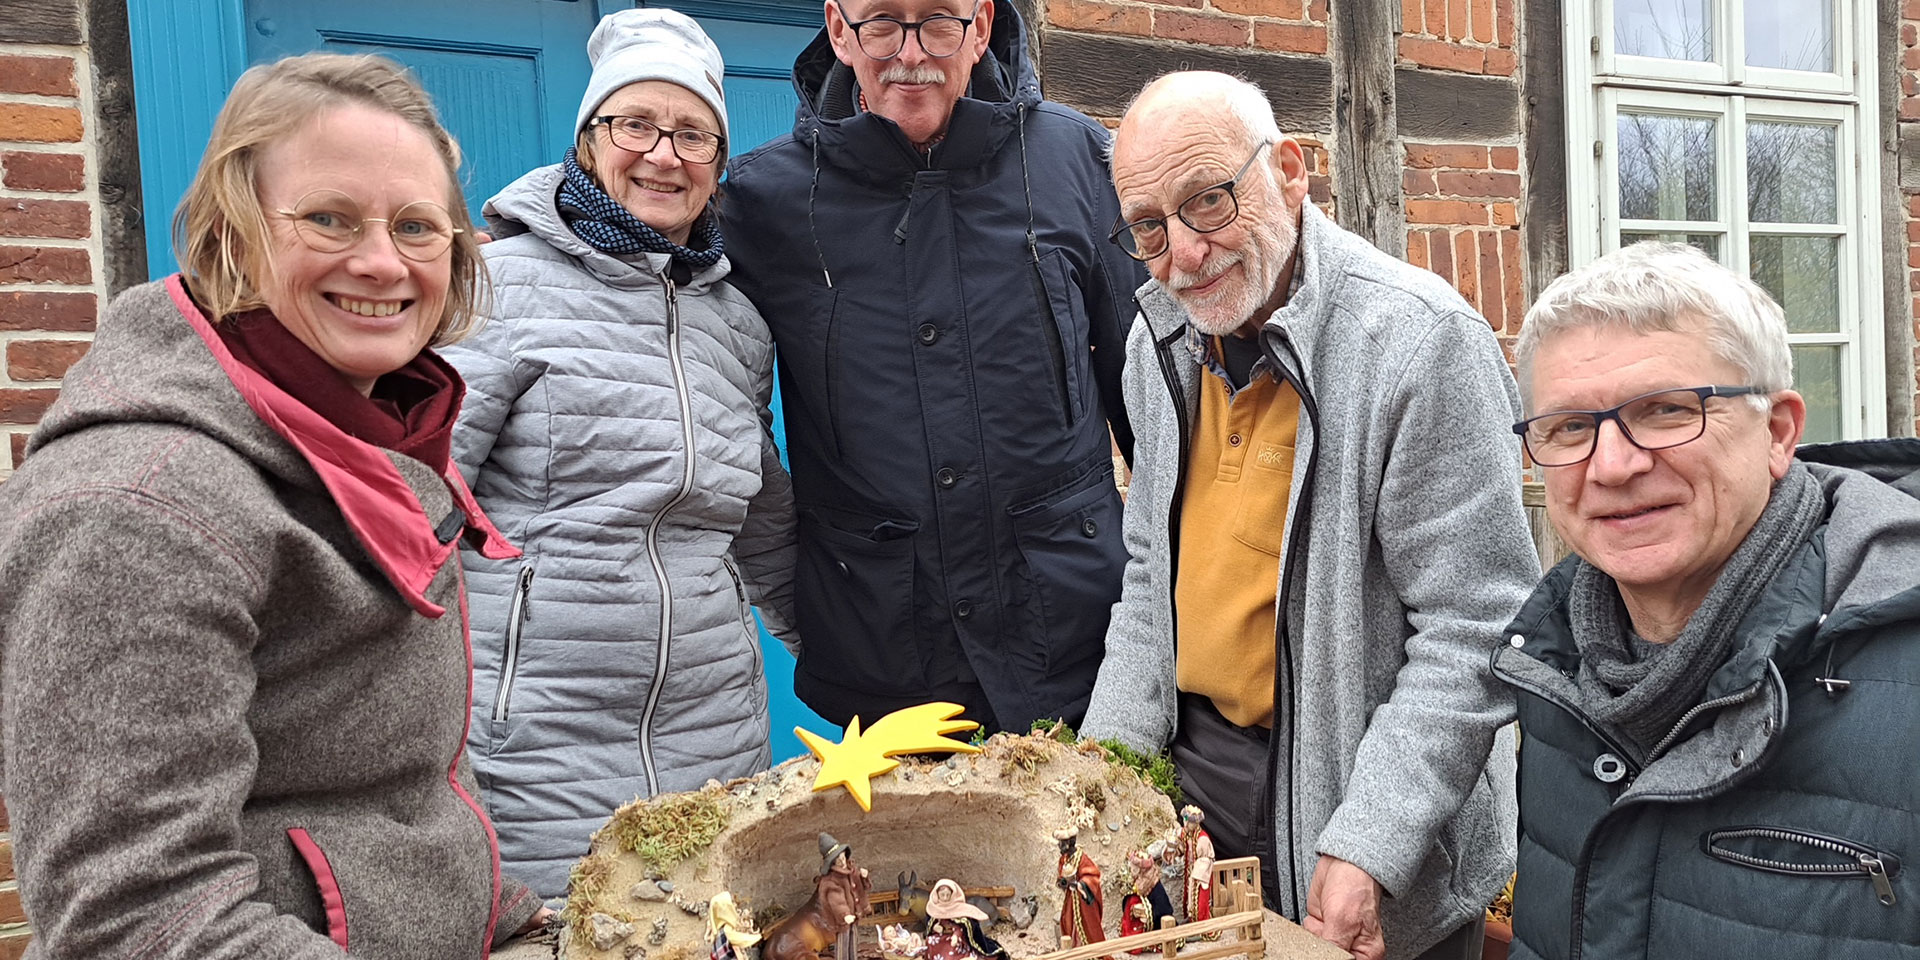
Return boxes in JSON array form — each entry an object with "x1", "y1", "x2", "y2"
[{"x1": 1079, "y1": 71, "x2": 1540, "y2": 960}]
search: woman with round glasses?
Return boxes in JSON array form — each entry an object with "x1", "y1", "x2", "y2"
[
  {"x1": 442, "y1": 8, "x2": 799, "y2": 900},
  {"x1": 0, "y1": 53, "x2": 551, "y2": 955}
]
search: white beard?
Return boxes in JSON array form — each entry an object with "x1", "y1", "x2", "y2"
[{"x1": 1166, "y1": 203, "x2": 1298, "y2": 337}]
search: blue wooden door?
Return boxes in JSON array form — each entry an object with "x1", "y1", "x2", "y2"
[{"x1": 130, "y1": 0, "x2": 833, "y2": 755}]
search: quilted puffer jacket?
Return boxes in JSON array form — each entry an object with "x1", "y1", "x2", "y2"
[{"x1": 445, "y1": 164, "x2": 798, "y2": 900}]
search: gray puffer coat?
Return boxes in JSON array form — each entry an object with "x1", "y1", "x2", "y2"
[{"x1": 446, "y1": 165, "x2": 798, "y2": 900}]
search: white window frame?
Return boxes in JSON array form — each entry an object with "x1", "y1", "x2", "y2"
[{"x1": 1566, "y1": 0, "x2": 1886, "y2": 439}]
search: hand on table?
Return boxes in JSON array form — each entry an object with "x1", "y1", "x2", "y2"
[{"x1": 1304, "y1": 854, "x2": 1385, "y2": 960}]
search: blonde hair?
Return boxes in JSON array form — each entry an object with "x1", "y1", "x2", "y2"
[{"x1": 173, "y1": 52, "x2": 485, "y2": 345}]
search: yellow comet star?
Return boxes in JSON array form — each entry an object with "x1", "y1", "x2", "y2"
[{"x1": 795, "y1": 701, "x2": 983, "y2": 811}]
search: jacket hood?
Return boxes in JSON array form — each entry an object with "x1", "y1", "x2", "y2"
[
  {"x1": 786, "y1": 0, "x2": 1039, "y2": 176},
  {"x1": 33, "y1": 277, "x2": 516, "y2": 616},
  {"x1": 482, "y1": 163, "x2": 731, "y2": 292}
]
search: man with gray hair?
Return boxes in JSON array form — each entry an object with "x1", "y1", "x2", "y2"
[
  {"x1": 1080, "y1": 70, "x2": 1539, "y2": 960},
  {"x1": 1495, "y1": 241, "x2": 1920, "y2": 959}
]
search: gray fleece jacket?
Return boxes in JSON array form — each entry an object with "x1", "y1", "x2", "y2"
[
  {"x1": 445, "y1": 164, "x2": 798, "y2": 899},
  {"x1": 0, "y1": 278, "x2": 539, "y2": 958},
  {"x1": 1081, "y1": 204, "x2": 1539, "y2": 958}
]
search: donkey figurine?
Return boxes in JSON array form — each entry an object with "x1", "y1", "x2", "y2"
[{"x1": 762, "y1": 871, "x2": 871, "y2": 960}]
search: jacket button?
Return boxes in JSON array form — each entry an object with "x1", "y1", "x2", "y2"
[
  {"x1": 1731, "y1": 748, "x2": 1746, "y2": 767},
  {"x1": 918, "y1": 323, "x2": 939, "y2": 345},
  {"x1": 1592, "y1": 753, "x2": 1627, "y2": 783},
  {"x1": 1508, "y1": 634, "x2": 1525, "y2": 648},
  {"x1": 1228, "y1": 434, "x2": 1243, "y2": 447},
  {"x1": 936, "y1": 467, "x2": 958, "y2": 488},
  {"x1": 954, "y1": 599, "x2": 973, "y2": 619},
  {"x1": 1081, "y1": 518, "x2": 1098, "y2": 538},
  {"x1": 836, "y1": 560, "x2": 850, "y2": 577}
]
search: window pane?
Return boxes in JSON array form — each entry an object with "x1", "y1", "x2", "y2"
[
  {"x1": 1750, "y1": 236, "x2": 1839, "y2": 333},
  {"x1": 1615, "y1": 0, "x2": 1712, "y2": 61},
  {"x1": 1790, "y1": 344, "x2": 1843, "y2": 442},
  {"x1": 1618, "y1": 113, "x2": 1717, "y2": 222},
  {"x1": 1619, "y1": 231, "x2": 1721, "y2": 260},
  {"x1": 1746, "y1": 0, "x2": 1832, "y2": 73},
  {"x1": 1748, "y1": 122, "x2": 1837, "y2": 224}
]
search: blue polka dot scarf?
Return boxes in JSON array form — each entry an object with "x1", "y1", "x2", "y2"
[{"x1": 555, "y1": 147, "x2": 724, "y2": 269}]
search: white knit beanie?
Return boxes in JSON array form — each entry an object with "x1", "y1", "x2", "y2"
[{"x1": 575, "y1": 9, "x2": 729, "y2": 145}]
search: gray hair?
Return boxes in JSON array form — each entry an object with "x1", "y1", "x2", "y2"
[
  {"x1": 1515, "y1": 241, "x2": 1792, "y2": 410},
  {"x1": 1106, "y1": 71, "x2": 1283, "y2": 171}
]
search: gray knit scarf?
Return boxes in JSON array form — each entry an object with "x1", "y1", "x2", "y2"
[{"x1": 1568, "y1": 463, "x2": 1824, "y2": 757}]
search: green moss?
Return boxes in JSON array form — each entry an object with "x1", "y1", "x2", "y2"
[
  {"x1": 1029, "y1": 718, "x2": 1079, "y2": 744},
  {"x1": 605, "y1": 787, "x2": 732, "y2": 872},
  {"x1": 1096, "y1": 737, "x2": 1184, "y2": 809}
]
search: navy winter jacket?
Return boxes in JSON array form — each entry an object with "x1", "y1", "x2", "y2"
[{"x1": 720, "y1": 3, "x2": 1144, "y2": 731}]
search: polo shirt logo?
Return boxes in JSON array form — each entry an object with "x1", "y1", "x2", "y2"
[{"x1": 1256, "y1": 443, "x2": 1291, "y2": 469}]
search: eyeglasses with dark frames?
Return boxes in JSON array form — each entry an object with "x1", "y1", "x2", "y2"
[
  {"x1": 591, "y1": 115, "x2": 726, "y2": 165},
  {"x1": 1513, "y1": 385, "x2": 1766, "y2": 467},
  {"x1": 1108, "y1": 141, "x2": 1274, "y2": 262},
  {"x1": 831, "y1": 0, "x2": 981, "y2": 60},
  {"x1": 272, "y1": 189, "x2": 462, "y2": 262}
]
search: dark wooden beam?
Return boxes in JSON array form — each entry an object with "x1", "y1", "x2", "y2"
[
  {"x1": 0, "y1": 0, "x2": 81, "y2": 44},
  {"x1": 1395, "y1": 68, "x2": 1520, "y2": 142},
  {"x1": 87, "y1": 0, "x2": 147, "y2": 293},
  {"x1": 1519, "y1": 0, "x2": 1569, "y2": 312},
  {"x1": 1330, "y1": 0, "x2": 1403, "y2": 255},
  {"x1": 1039, "y1": 31, "x2": 1332, "y2": 129},
  {"x1": 1880, "y1": 0, "x2": 1915, "y2": 435}
]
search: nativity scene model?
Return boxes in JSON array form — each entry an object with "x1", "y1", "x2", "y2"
[{"x1": 550, "y1": 705, "x2": 1347, "y2": 960}]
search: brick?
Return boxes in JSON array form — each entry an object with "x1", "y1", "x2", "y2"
[
  {"x1": 1454, "y1": 229, "x2": 1478, "y2": 306},
  {"x1": 1906, "y1": 46, "x2": 1920, "y2": 70},
  {"x1": 0, "y1": 799, "x2": 9, "y2": 831},
  {"x1": 1910, "y1": 194, "x2": 1920, "y2": 217},
  {"x1": 1492, "y1": 201, "x2": 1517, "y2": 225},
  {"x1": 0, "y1": 931, "x2": 29, "y2": 960},
  {"x1": 1405, "y1": 142, "x2": 1489, "y2": 168},
  {"x1": 0, "y1": 199, "x2": 88, "y2": 240},
  {"x1": 0, "y1": 389, "x2": 57, "y2": 425},
  {"x1": 1493, "y1": 0, "x2": 1514, "y2": 45},
  {"x1": 1477, "y1": 231, "x2": 1501, "y2": 328},
  {"x1": 0, "y1": 104, "x2": 81, "y2": 143},
  {"x1": 1399, "y1": 36, "x2": 1485, "y2": 72},
  {"x1": 1446, "y1": 0, "x2": 1468, "y2": 40},
  {"x1": 1308, "y1": 0, "x2": 1326, "y2": 19},
  {"x1": 1904, "y1": 0, "x2": 1920, "y2": 19},
  {"x1": 1470, "y1": 0, "x2": 1492, "y2": 42},
  {"x1": 8, "y1": 431, "x2": 24, "y2": 470},
  {"x1": 0, "y1": 885, "x2": 19, "y2": 925},
  {"x1": 1906, "y1": 22, "x2": 1919, "y2": 46},
  {"x1": 1, "y1": 151, "x2": 83, "y2": 192},
  {"x1": 1407, "y1": 198, "x2": 1487, "y2": 224},
  {"x1": 1906, "y1": 73, "x2": 1918, "y2": 97},
  {"x1": 1307, "y1": 174, "x2": 1332, "y2": 204},
  {"x1": 0, "y1": 291, "x2": 94, "y2": 331},
  {"x1": 1485, "y1": 47, "x2": 1516, "y2": 75},
  {"x1": 1502, "y1": 228, "x2": 1524, "y2": 333},
  {"x1": 1910, "y1": 219, "x2": 1920, "y2": 243},
  {"x1": 1422, "y1": 0, "x2": 1445, "y2": 36},
  {"x1": 1408, "y1": 230, "x2": 1429, "y2": 271},
  {"x1": 1212, "y1": 0, "x2": 1302, "y2": 16},
  {"x1": 1403, "y1": 0, "x2": 1422, "y2": 34},
  {"x1": 1490, "y1": 145, "x2": 1519, "y2": 170},
  {"x1": 1429, "y1": 229, "x2": 1454, "y2": 283},
  {"x1": 6, "y1": 339, "x2": 88, "y2": 381},
  {"x1": 0, "y1": 837, "x2": 11, "y2": 881},
  {"x1": 0, "y1": 247, "x2": 88, "y2": 285},
  {"x1": 1435, "y1": 170, "x2": 1521, "y2": 198},
  {"x1": 1905, "y1": 97, "x2": 1920, "y2": 121},
  {"x1": 1048, "y1": 0, "x2": 1153, "y2": 34},
  {"x1": 1253, "y1": 21, "x2": 1327, "y2": 53},
  {"x1": 1404, "y1": 168, "x2": 1435, "y2": 195},
  {"x1": 1153, "y1": 8, "x2": 1251, "y2": 45},
  {"x1": 0, "y1": 55, "x2": 77, "y2": 98}
]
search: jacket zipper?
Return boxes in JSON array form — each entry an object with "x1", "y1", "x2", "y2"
[
  {"x1": 1703, "y1": 826, "x2": 1901, "y2": 906},
  {"x1": 489, "y1": 564, "x2": 536, "y2": 723},
  {"x1": 721, "y1": 556, "x2": 764, "y2": 684},
  {"x1": 1643, "y1": 683, "x2": 1761, "y2": 765},
  {"x1": 1261, "y1": 332, "x2": 1319, "y2": 920},
  {"x1": 1150, "y1": 325, "x2": 1192, "y2": 635},
  {"x1": 1028, "y1": 263, "x2": 1074, "y2": 425},
  {"x1": 639, "y1": 275, "x2": 698, "y2": 794}
]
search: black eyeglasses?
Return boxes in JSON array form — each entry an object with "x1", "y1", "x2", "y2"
[
  {"x1": 832, "y1": 0, "x2": 981, "y2": 60},
  {"x1": 1513, "y1": 385, "x2": 1766, "y2": 467},
  {"x1": 591, "y1": 115, "x2": 726, "y2": 164},
  {"x1": 1108, "y1": 142, "x2": 1273, "y2": 261}
]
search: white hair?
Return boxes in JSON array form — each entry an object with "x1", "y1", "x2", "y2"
[
  {"x1": 1106, "y1": 71, "x2": 1283, "y2": 171},
  {"x1": 1515, "y1": 241, "x2": 1792, "y2": 410}
]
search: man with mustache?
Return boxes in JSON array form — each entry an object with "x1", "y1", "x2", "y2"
[
  {"x1": 1080, "y1": 72, "x2": 1539, "y2": 960},
  {"x1": 720, "y1": 0, "x2": 1144, "y2": 733}
]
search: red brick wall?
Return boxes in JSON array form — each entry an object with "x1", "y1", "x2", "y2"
[
  {"x1": 1902, "y1": 5, "x2": 1920, "y2": 433},
  {"x1": 0, "y1": 44, "x2": 100, "y2": 484}
]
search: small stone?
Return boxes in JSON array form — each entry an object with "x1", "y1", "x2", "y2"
[
  {"x1": 630, "y1": 880, "x2": 666, "y2": 901},
  {"x1": 902, "y1": 769, "x2": 916, "y2": 781},
  {"x1": 657, "y1": 880, "x2": 675, "y2": 894},
  {"x1": 705, "y1": 778, "x2": 724, "y2": 791},
  {"x1": 648, "y1": 917, "x2": 669, "y2": 945},
  {"x1": 1107, "y1": 821, "x2": 1121, "y2": 832},
  {"x1": 625, "y1": 945, "x2": 648, "y2": 960},
  {"x1": 589, "y1": 913, "x2": 635, "y2": 951},
  {"x1": 946, "y1": 757, "x2": 960, "y2": 769},
  {"x1": 646, "y1": 869, "x2": 664, "y2": 881}
]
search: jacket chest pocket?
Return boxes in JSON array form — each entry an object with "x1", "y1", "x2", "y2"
[
  {"x1": 1702, "y1": 825, "x2": 1903, "y2": 907},
  {"x1": 1029, "y1": 250, "x2": 1091, "y2": 426},
  {"x1": 786, "y1": 285, "x2": 844, "y2": 457}
]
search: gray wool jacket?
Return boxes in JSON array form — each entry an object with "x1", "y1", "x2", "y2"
[
  {"x1": 445, "y1": 165, "x2": 798, "y2": 900},
  {"x1": 1081, "y1": 204, "x2": 1539, "y2": 958},
  {"x1": 0, "y1": 279, "x2": 540, "y2": 958}
]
